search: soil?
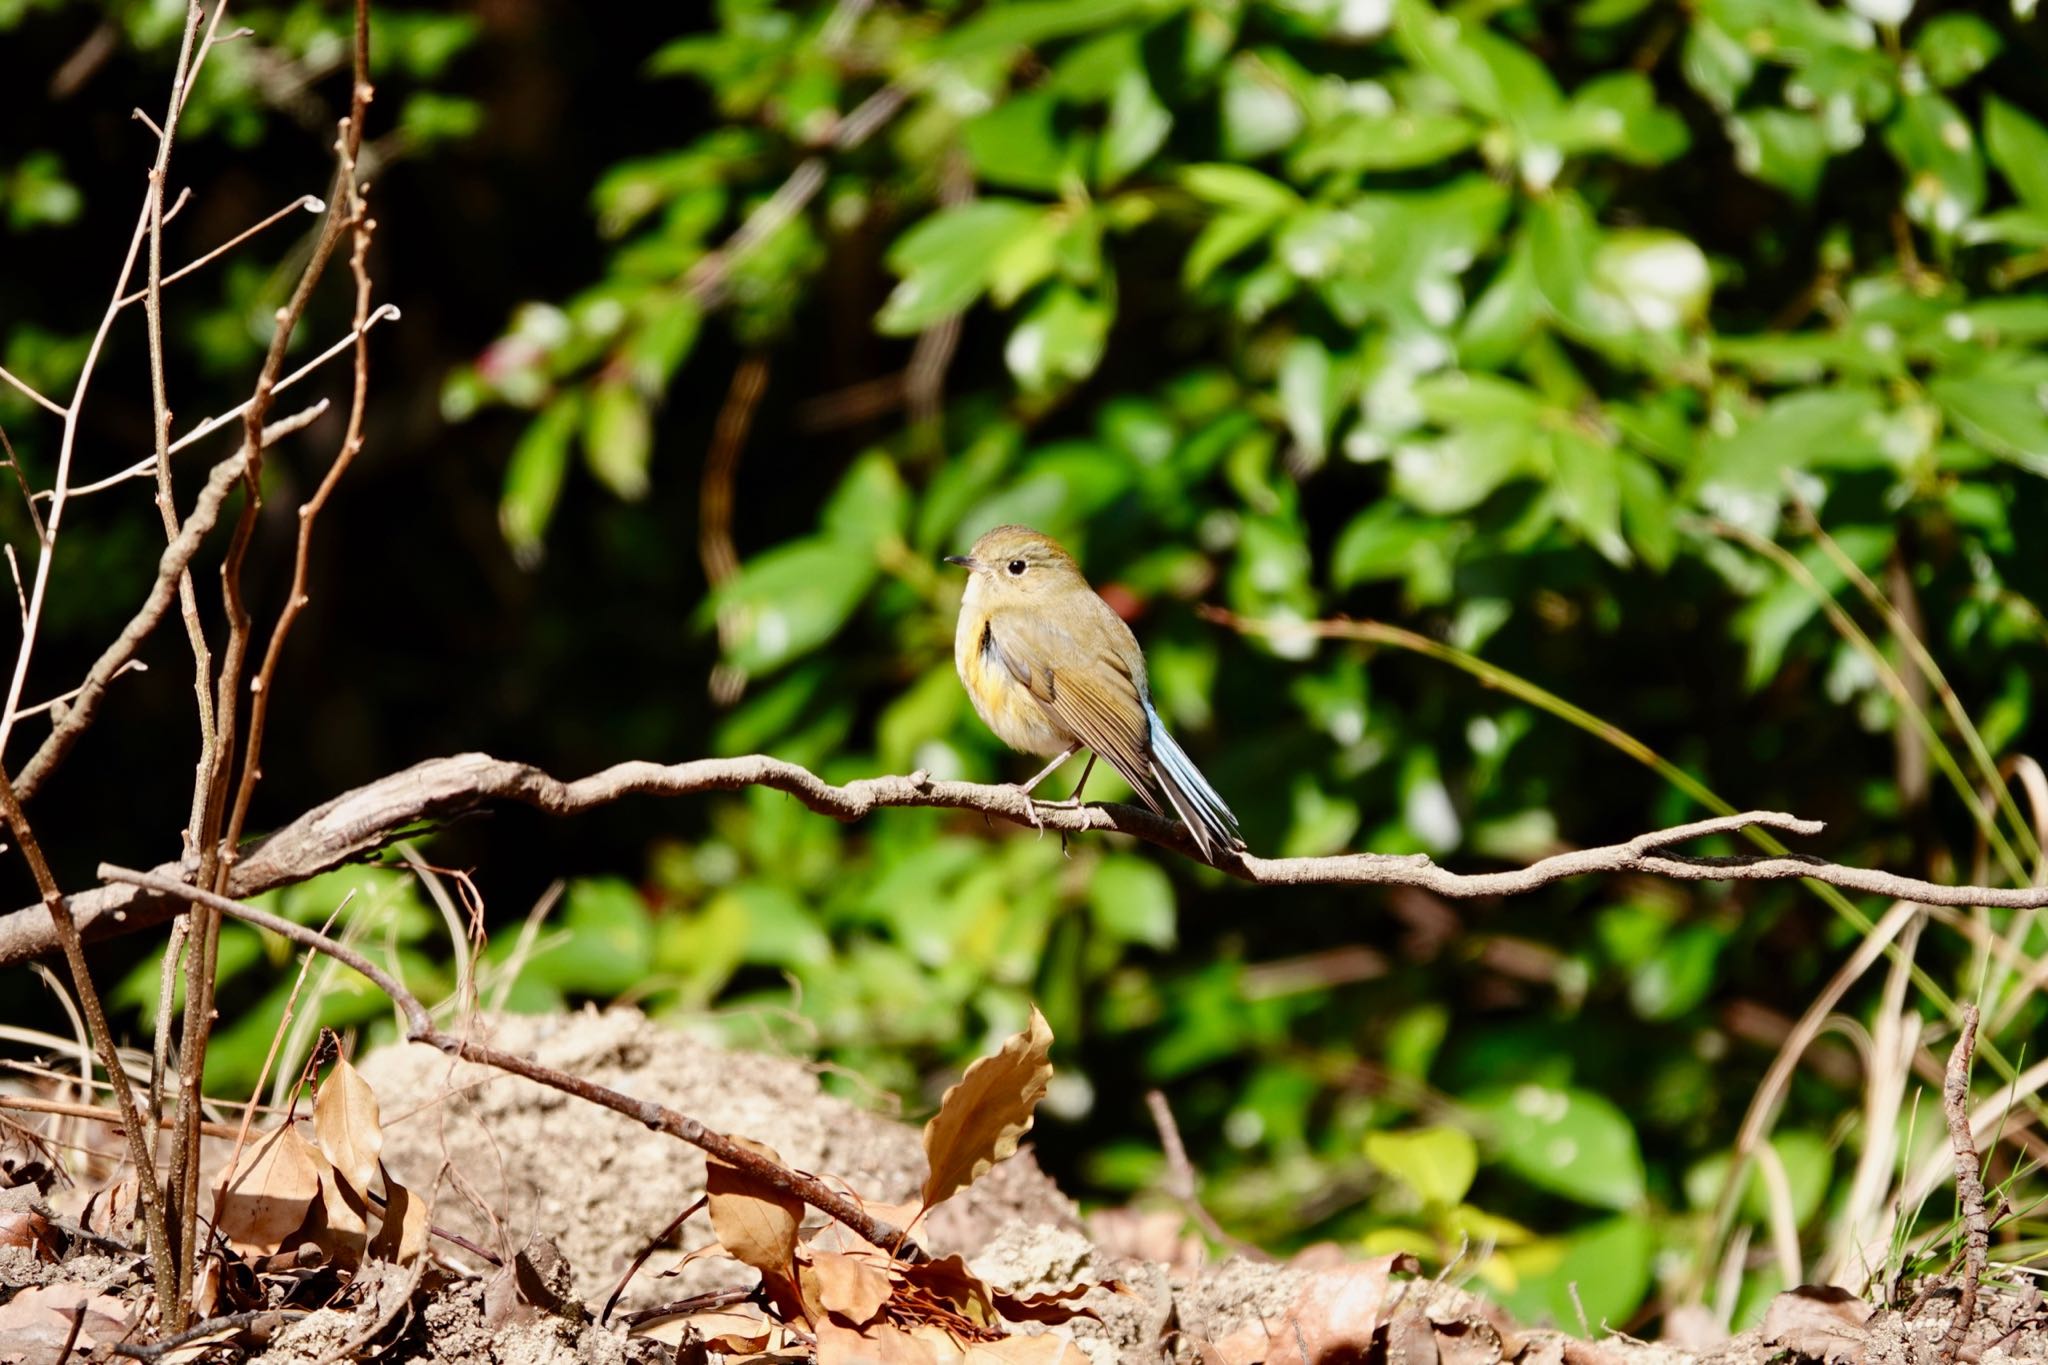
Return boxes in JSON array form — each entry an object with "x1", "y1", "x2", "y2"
[{"x1": 3, "y1": 1007, "x2": 2040, "y2": 1365}]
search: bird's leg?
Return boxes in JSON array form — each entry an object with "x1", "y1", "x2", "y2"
[
  {"x1": 1039, "y1": 753, "x2": 1098, "y2": 810},
  {"x1": 1012, "y1": 742, "x2": 1081, "y2": 834}
]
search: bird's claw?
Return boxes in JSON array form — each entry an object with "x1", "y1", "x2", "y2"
[{"x1": 1009, "y1": 784, "x2": 1049, "y2": 837}]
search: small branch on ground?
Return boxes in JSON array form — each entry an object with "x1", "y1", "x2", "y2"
[
  {"x1": 1939, "y1": 1005, "x2": 1989, "y2": 1365},
  {"x1": 97, "y1": 864, "x2": 933, "y2": 1267}
]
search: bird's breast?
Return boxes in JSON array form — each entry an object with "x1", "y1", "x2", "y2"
[{"x1": 955, "y1": 611, "x2": 1071, "y2": 758}]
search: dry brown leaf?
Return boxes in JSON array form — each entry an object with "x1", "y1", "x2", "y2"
[
  {"x1": 963, "y1": 1335, "x2": 1092, "y2": 1363},
  {"x1": 921, "y1": 1005, "x2": 1053, "y2": 1212},
  {"x1": 1760, "y1": 1285, "x2": 1873, "y2": 1365},
  {"x1": 0, "y1": 1207, "x2": 58, "y2": 1261},
  {"x1": 706, "y1": 1135, "x2": 803, "y2": 1278},
  {"x1": 808, "y1": 1249, "x2": 895, "y2": 1327},
  {"x1": 368, "y1": 1169, "x2": 432, "y2": 1265},
  {"x1": 991, "y1": 1280, "x2": 1122, "y2": 1327},
  {"x1": 213, "y1": 1123, "x2": 323, "y2": 1255},
  {"x1": 313, "y1": 1053, "x2": 384, "y2": 1195},
  {"x1": 816, "y1": 1319, "x2": 945, "y2": 1364},
  {"x1": 0, "y1": 1283, "x2": 133, "y2": 1365},
  {"x1": 894, "y1": 1253, "x2": 1000, "y2": 1330},
  {"x1": 1210, "y1": 1252, "x2": 1418, "y2": 1365},
  {"x1": 1384, "y1": 1307, "x2": 1441, "y2": 1365}
]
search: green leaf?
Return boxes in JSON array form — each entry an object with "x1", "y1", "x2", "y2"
[
  {"x1": 500, "y1": 393, "x2": 581, "y2": 565},
  {"x1": 1629, "y1": 925, "x2": 1723, "y2": 1020},
  {"x1": 1005, "y1": 286, "x2": 1112, "y2": 392},
  {"x1": 522, "y1": 878, "x2": 654, "y2": 996},
  {"x1": 1913, "y1": 14, "x2": 2002, "y2": 89},
  {"x1": 1728, "y1": 109, "x2": 1830, "y2": 200},
  {"x1": 1930, "y1": 365, "x2": 2048, "y2": 477},
  {"x1": 1332, "y1": 502, "x2": 1450, "y2": 589},
  {"x1": 713, "y1": 537, "x2": 881, "y2": 673},
  {"x1": 1220, "y1": 53, "x2": 1304, "y2": 159},
  {"x1": 1547, "y1": 427, "x2": 1627, "y2": 565},
  {"x1": 5, "y1": 151, "x2": 82, "y2": 230},
  {"x1": 1099, "y1": 64, "x2": 1173, "y2": 188},
  {"x1": 964, "y1": 92, "x2": 1076, "y2": 194},
  {"x1": 1088, "y1": 855, "x2": 1176, "y2": 948},
  {"x1": 1184, "y1": 210, "x2": 1281, "y2": 288},
  {"x1": 1179, "y1": 163, "x2": 1301, "y2": 214},
  {"x1": 582, "y1": 380, "x2": 652, "y2": 499},
  {"x1": 1506, "y1": 1215, "x2": 1654, "y2": 1331},
  {"x1": 1468, "y1": 1084, "x2": 1647, "y2": 1209},
  {"x1": 1365, "y1": 1126, "x2": 1478, "y2": 1207},
  {"x1": 1393, "y1": 423, "x2": 1535, "y2": 515},
  {"x1": 1886, "y1": 88, "x2": 1984, "y2": 238},
  {"x1": 1277, "y1": 337, "x2": 1337, "y2": 465},
  {"x1": 1985, "y1": 97, "x2": 2048, "y2": 214},
  {"x1": 823, "y1": 451, "x2": 911, "y2": 548},
  {"x1": 878, "y1": 200, "x2": 1047, "y2": 335},
  {"x1": 932, "y1": 0, "x2": 1158, "y2": 62}
]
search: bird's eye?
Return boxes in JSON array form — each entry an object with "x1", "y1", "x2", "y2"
[{"x1": 1006, "y1": 559, "x2": 1028, "y2": 576}]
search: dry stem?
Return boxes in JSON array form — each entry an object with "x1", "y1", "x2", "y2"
[
  {"x1": 98, "y1": 864, "x2": 932, "y2": 1265},
  {"x1": 1939, "y1": 1005, "x2": 1989, "y2": 1365}
]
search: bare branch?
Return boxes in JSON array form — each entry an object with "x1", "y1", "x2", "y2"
[
  {"x1": 0, "y1": 364, "x2": 66, "y2": 419},
  {"x1": 62, "y1": 305, "x2": 395, "y2": 500},
  {"x1": 115, "y1": 194, "x2": 326, "y2": 308},
  {"x1": 3, "y1": 750, "x2": 2043, "y2": 974},
  {"x1": 13, "y1": 405, "x2": 327, "y2": 803},
  {"x1": 96, "y1": 863, "x2": 933, "y2": 1264}
]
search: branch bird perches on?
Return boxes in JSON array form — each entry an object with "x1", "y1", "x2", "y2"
[{"x1": 0, "y1": 749, "x2": 2042, "y2": 971}]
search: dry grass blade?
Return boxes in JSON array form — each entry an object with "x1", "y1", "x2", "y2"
[
  {"x1": 921, "y1": 1005, "x2": 1053, "y2": 1214},
  {"x1": 312, "y1": 1053, "x2": 383, "y2": 1195}
]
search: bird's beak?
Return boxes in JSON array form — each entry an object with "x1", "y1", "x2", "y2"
[{"x1": 943, "y1": 555, "x2": 979, "y2": 571}]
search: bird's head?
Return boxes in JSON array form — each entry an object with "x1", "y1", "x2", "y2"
[{"x1": 944, "y1": 525, "x2": 1086, "y2": 603}]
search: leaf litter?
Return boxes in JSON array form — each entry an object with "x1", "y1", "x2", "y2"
[{"x1": 7, "y1": 1007, "x2": 2045, "y2": 1365}]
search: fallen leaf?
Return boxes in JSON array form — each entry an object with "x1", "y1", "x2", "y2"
[
  {"x1": 921, "y1": 1006, "x2": 1053, "y2": 1213},
  {"x1": 964, "y1": 1335, "x2": 1092, "y2": 1363},
  {"x1": 369, "y1": 1169, "x2": 432, "y2": 1265},
  {"x1": 1210, "y1": 1252, "x2": 1419, "y2": 1365},
  {"x1": 809, "y1": 1249, "x2": 895, "y2": 1327},
  {"x1": 894, "y1": 1253, "x2": 999, "y2": 1330},
  {"x1": 213, "y1": 1124, "x2": 322, "y2": 1255},
  {"x1": 1384, "y1": 1307, "x2": 1440, "y2": 1365},
  {"x1": 706, "y1": 1136, "x2": 803, "y2": 1278},
  {"x1": 0, "y1": 1283, "x2": 132, "y2": 1365},
  {"x1": 1760, "y1": 1285, "x2": 1873, "y2": 1365},
  {"x1": 0, "y1": 1207, "x2": 57, "y2": 1261},
  {"x1": 815, "y1": 1318, "x2": 943, "y2": 1364},
  {"x1": 313, "y1": 1053, "x2": 385, "y2": 1195},
  {"x1": 992, "y1": 1280, "x2": 1121, "y2": 1326}
]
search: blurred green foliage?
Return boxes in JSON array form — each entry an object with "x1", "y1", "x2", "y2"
[{"x1": 7, "y1": 0, "x2": 2048, "y2": 1337}]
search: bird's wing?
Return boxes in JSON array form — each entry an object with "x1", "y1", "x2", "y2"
[{"x1": 987, "y1": 602, "x2": 1164, "y2": 817}]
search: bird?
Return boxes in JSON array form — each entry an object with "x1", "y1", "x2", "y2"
[{"x1": 945, "y1": 524, "x2": 1244, "y2": 862}]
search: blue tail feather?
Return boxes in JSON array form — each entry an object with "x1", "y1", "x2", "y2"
[{"x1": 1144, "y1": 703, "x2": 1243, "y2": 861}]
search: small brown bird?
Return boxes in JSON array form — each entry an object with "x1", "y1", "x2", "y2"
[{"x1": 945, "y1": 525, "x2": 1243, "y2": 861}]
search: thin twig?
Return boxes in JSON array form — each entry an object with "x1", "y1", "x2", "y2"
[
  {"x1": 13, "y1": 404, "x2": 327, "y2": 802},
  {"x1": 1146, "y1": 1090, "x2": 1270, "y2": 1262},
  {"x1": 602, "y1": 1196, "x2": 706, "y2": 1324},
  {"x1": 0, "y1": 765, "x2": 171, "y2": 1300},
  {"x1": 617, "y1": 1287, "x2": 760, "y2": 1330},
  {"x1": 116, "y1": 197, "x2": 325, "y2": 308},
  {"x1": 62, "y1": 313, "x2": 389, "y2": 500},
  {"x1": 1939, "y1": 1005, "x2": 1989, "y2": 1365},
  {"x1": 108, "y1": 1310, "x2": 307, "y2": 1360},
  {"x1": 0, "y1": 365, "x2": 66, "y2": 419},
  {"x1": 98, "y1": 863, "x2": 934, "y2": 1264}
]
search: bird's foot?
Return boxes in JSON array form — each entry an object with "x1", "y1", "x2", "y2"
[{"x1": 1008, "y1": 784, "x2": 1049, "y2": 837}]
